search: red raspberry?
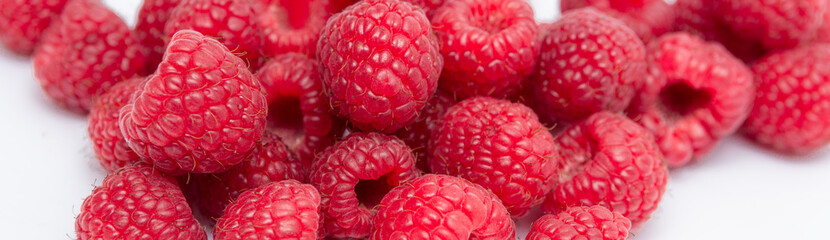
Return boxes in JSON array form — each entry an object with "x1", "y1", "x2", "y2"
[
  {"x1": 32, "y1": 0, "x2": 145, "y2": 113},
  {"x1": 0, "y1": 0, "x2": 67, "y2": 55},
  {"x1": 214, "y1": 180, "x2": 321, "y2": 240},
  {"x1": 135, "y1": 0, "x2": 181, "y2": 75},
  {"x1": 326, "y1": 0, "x2": 359, "y2": 13},
  {"x1": 672, "y1": 0, "x2": 765, "y2": 62},
  {"x1": 193, "y1": 129, "x2": 305, "y2": 219},
  {"x1": 254, "y1": 0, "x2": 329, "y2": 57},
  {"x1": 309, "y1": 132, "x2": 421, "y2": 239},
  {"x1": 631, "y1": 33, "x2": 754, "y2": 167},
  {"x1": 544, "y1": 112, "x2": 667, "y2": 227},
  {"x1": 394, "y1": 90, "x2": 456, "y2": 172},
  {"x1": 370, "y1": 174, "x2": 516, "y2": 240},
  {"x1": 119, "y1": 30, "x2": 268, "y2": 174},
  {"x1": 88, "y1": 77, "x2": 144, "y2": 173},
  {"x1": 529, "y1": 8, "x2": 646, "y2": 123},
  {"x1": 742, "y1": 44, "x2": 830, "y2": 154},
  {"x1": 561, "y1": 0, "x2": 675, "y2": 42},
  {"x1": 317, "y1": 0, "x2": 442, "y2": 133},
  {"x1": 165, "y1": 0, "x2": 265, "y2": 69},
  {"x1": 402, "y1": 0, "x2": 445, "y2": 17},
  {"x1": 75, "y1": 165, "x2": 206, "y2": 240},
  {"x1": 714, "y1": 0, "x2": 827, "y2": 50},
  {"x1": 256, "y1": 53, "x2": 343, "y2": 165},
  {"x1": 527, "y1": 205, "x2": 631, "y2": 240},
  {"x1": 429, "y1": 97, "x2": 558, "y2": 217},
  {"x1": 431, "y1": 0, "x2": 538, "y2": 99}
]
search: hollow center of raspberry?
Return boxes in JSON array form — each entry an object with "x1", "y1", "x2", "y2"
[
  {"x1": 274, "y1": 1, "x2": 311, "y2": 30},
  {"x1": 473, "y1": 8, "x2": 509, "y2": 34},
  {"x1": 354, "y1": 175, "x2": 394, "y2": 209},
  {"x1": 268, "y1": 97, "x2": 305, "y2": 150},
  {"x1": 658, "y1": 81, "x2": 713, "y2": 118}
]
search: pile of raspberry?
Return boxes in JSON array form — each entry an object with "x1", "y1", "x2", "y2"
[{"x1": 2, "y1": 0, "x2": 829, "y2": 239}]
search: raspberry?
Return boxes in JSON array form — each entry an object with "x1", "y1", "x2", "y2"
[
  {"x1": 370, "y1": 174, "x2": 516, "y2": 240},
  {"x1": 431, "y1": 0, "x2": 538, "y2": 99},
  {"x1": 165, "y1": 0, "x2": 265, "y2": 69},
  {"x1": 672, "y1": 0, "x2": 765, "y2": 62},
  {"x1": 135, "y1": 0, "x2": 181, "y2": 75},
  {"x1": 256, "y1": 53, "x2": 342, "y2": 165},
  {"x1": 254, "y1": 0, "x2": 328, "y2": 57},
  {"x1": 0, "y1": 0, "x2": 67, "y2": 55},
  {"x1": 429, "y1": 97, "x2": 558, "y2": 217},
  {"x1": 631, "y1": 33, "x2": 754, "y2": 167},
  {"x1": 88, "y1": 77, "x2": 144, "y2": 173},
  {"x1": 526, "y1": 205, "x2": 631, "y2": 240},
  {"x1": 529, "y1": 8, "x2": 646, "y2": 123},
  {"x1": 327, "y1": 0, "x2": 359, "y2": 13},
  {"x1": 561, "y1": 0, "x2": 675, "y2": 42},
  {"x1": 32, "y1": 0, "x2": 145, "y2": 113},
  {"x1": 402, "y1": 0, "x2": 445, "y2": 17},
  {"x1": 742, "y1": 44, "x2": 830, "y2": 154},
  {"x1": 394, "y1": 90, "x2": 456, "y2": 172},
  {"x1": 75, "y1": 165, "x2": 206, "y2": 240},
  {"x1": 309, "y1": 132, "x2": 421, "y2": 239},
  {"x1": 193, "y1": 129, "x2": 305, "y2": 219},
  {"x1": 317, "y1": 0, "x2": 442, "y2": 133},
  {"x1": 119, "y1": 30, "x2": 268, "y2": 174},
  {"x1": 214, "y1": 180, "x2": 321, "y2": 240},
  {"x1": 543, "y1": 112, "x2": 667, "y2": 227},
  {"x1": 714, "y1": 0, "x2": 827, "y2": 50},
  {"x1": 811, "y1": 8, "x2": 830, "y2": 44}
]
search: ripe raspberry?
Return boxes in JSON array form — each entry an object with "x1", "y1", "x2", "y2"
[
  {"x1": 402, "y1": 0, "x2": 445, "y2": 17},
  {"x1": 431, "y1": 0, "x2": 538, "y2": 99},
  {"x1": 214, "y1": 180, "x2": 321, "y2": 240},
  {"x1": 75, "y1": 165, "x2": 206, "y2": 240},
  {"x1": 742, "y1": 44, "x2": 830, "y2": 154},
  {"x1": 561, "y1": 0, "x2": 675, "y2": 42},
  {"x1": 309, "y1": 132, "x2": 421, "y2": 239},
  {"x1": 529, "y1": 8, "x2": 646, "y2": 123},
  {"x1": 193, "y1": 129, "x2": 305, "y2": 219},
  {"x1": 394, "y1": 90, "x2": 456, "y2": 172},
  {"x1": 631, "y1": 33, "x2": 754, "y2": 167},
  {"x1": 429, "y1": 97, "x2": 558, "y2": 217},
  {"x1": 88, "y1": 77, "x2": 144, "y2": 173},
  {"x1": 165, "y1": 0, "x2": 265, "y2": 69},
  {"x1": 0, "y1": 0, "x2": 67, "y2": 55},
  {"x1": 672, "y1": 0, "x2": 765, "y2": 62},
  {"x1": 135, "y1": 0, "x2": 181, "y2": 75},
  {"x1": 32, "y1": 0, "x2": 145, "y2": 113},
  {"x1": 317, "y1": 0, "x2": 442, "y2": 133},
  {"x1": 256, "y1": 53, "x2": 342, "y2": 165},
  {"x1": 543, "y1": 112, "x2": 667, "y2": 227},
  {"x1": 254, "y1": 0, "x2": 328, "y2": 57},
  {"x1": 527, "y1": 205, "x2": 631, "y2": 240},
  {"x1": 370, "y1": 174, "x2": 516, "y2": 240},
  {"x1": 119, "y1": 30, "x2": 268, "y2": 174},
  {"x1": 714, "y1": 0, "x2": 827, "y2": 50}
]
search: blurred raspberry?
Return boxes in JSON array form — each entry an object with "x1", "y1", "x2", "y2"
[
  {"x1": 254, "y1": 0, "x2": 329, "y2": 57},
  {"x1": 119, "y1": 30, "x2": 267, "y2": 174},
  {"x1": 165, "y1": 0, "x2": 265, "y2": 69},
  {"x1": 673, "y1": 0, "x2": 765, "y2": 62},
  {"x1": 561, "y1": 0, "x2": 675, "y2": 42},
  {"x1": 527, "y1": 205, "x2": 631, "y2": 240},
  {"x1": 256, "y1": 53, "x2": 342, "y2": 165},
  {"x1": 193, "y1": 129, "x2": 305, "y2": 219},
  {"x1": 743, "y1": 44, "x2": 830, "y2": 154},
  {"x1": 33, "y1": 0, "x2": 145, "y2": 113},
  {"x1": 317, "y1": 0, "x2": 442, "y2": 133},
  {"x1": 529, "y1": 8, "x2": 646, "y2": 123},
  {"x1": 88, "y1": 77, "x2": 144, "y2": 172},
  {"x1": 631, "y1": 33, "x2": 754, "y2": 167},
  {"x1": 429, "y1": 97, "x2": 558, "y2": 217},
  {"x1": 713, "y1": 0, "x2": 827, "y2": 50},
  {"x1": 214, "y1": 180, "x2": 321, "y2": 240},
  {"x1": 309, "y1": 132, "x2": 421, "y2": 239},
  {"x1": 394, "y1": 90, "x2": 456, "y2": 172},
  {"x1": 371, "y1": 174, "x2": 516, "y2": 240},
  {"x1": 135, "y1": 0, "x2": 180, "y2": 75},
  {"x1": 0, "y1": 0, "x2": 67, "y2": 55},
  {"x1": 544, "y1": 112, "x2": 667, "y2": 227},
  {"x1": 431, "y1": 0, "x2": 539, "y2": 99}
]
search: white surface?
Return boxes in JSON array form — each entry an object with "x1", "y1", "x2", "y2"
[{"x1": 1, "y1": 0, "x2": 829, "y2": 239}]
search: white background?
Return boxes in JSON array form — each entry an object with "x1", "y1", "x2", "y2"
[{"x1": 1, "y1": 0, "x2": 829, "y2": 239}]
